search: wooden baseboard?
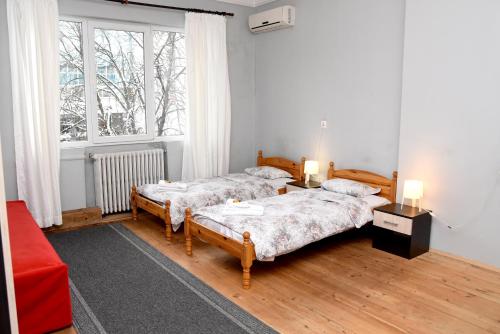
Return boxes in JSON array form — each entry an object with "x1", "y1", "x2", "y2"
[
  {"x1": 63, "y1": 207, "x2": 102, "y2": 224},
  {"x1": 430, "y1": 248, "x2": 500, "y2": 273},
  {"x1": 44, "y1": 209, "x2": 158, "y2": 234},
  {"x1": 44, "y1": 208, "x2": 102, "y2": 233},
  {"x1": 101, "y1": 211, "x2": 151, "y2": 223}
]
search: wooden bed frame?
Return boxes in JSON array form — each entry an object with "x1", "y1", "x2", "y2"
[
  {"x1": 184, "y1": 162, "x2": 398, "y2": 289},
  {"x1": 131, "y1": 151, "x2": 305, "y2": 241}
]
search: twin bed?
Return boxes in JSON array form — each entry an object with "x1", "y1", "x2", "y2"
[
  {"x1": 131, "y1": 151, "x2": 397, "y2": 289},
  {"x1": 185, "y1": 162, "x2": 398, "y2": 289},
  {"x1": 130, "y1": 151, "x2": 306, "y2": 240}
]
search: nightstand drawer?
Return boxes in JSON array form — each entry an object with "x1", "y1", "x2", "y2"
[{"x1": 373, "y1": 211, "x2": 413, "y2": 235}]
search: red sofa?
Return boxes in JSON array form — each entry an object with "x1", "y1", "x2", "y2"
[{"x1": 8, "y1": 201, "x2": 72, "y2": 334}]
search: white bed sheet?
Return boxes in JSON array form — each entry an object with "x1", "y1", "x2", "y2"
[
  {"x1": 197, "y1": 195, "x2": 388, "y2": 246},
  {"x1": 186, "y1": 176, "x2": 293, "y2": 260},
  {"x1": 362, "y1": 195, "x2": 391, "y2": 210},
  {"x1": 267, "y1": 177, "x2": 294, "y2": 189},
  {"x1": 193, "y1": 189, "x2": 376, "y2": 261},
  {"x1": 137, "y1": 173, "x2": 293, "y2": 230}
]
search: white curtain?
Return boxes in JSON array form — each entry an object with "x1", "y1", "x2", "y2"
[
  {"x1": 7, "y1": 0, "x2": 62, "y2": 228},
  {"x1": 182, "y1": 13, "x2": 232, "y2": 180}
]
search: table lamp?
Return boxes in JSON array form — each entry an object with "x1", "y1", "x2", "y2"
[
  {"x1": 304, "y1": 160, "x2": 319, "y2": 183},
  {"x1": 402, "y1": 180, "x2": 424, "y2": 211}
]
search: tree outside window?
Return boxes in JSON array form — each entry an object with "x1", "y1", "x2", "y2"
[{"x1": 58, "y1": 19, "x2": 186, "y2": 145}]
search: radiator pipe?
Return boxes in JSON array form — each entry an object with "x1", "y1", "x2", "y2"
[{"x1": 89, "y1": 149, "x2": 167, "y2": 159}]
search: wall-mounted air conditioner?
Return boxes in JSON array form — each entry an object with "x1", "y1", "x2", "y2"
[{"x1": 249, "y1": 6, "x2": 295, "y2": 33}]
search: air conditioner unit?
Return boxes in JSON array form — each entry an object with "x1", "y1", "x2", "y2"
[{"x1": 249, "y1": 6, "x2": 295, "y2": 33}]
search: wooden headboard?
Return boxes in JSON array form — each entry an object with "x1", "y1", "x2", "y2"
[
  {"x1": 257, "y1": 150, "x2": 306, "y2": 181},
  {"x1": 327, "y1": 162, "x2": 398, "y2": 203}
]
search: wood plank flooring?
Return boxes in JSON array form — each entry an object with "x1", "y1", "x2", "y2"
[{"x1": 53, "y1": 214, "x2": 500, "y2": 334}]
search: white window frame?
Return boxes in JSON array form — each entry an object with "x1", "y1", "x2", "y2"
[
  {"x1": 59, "y1": 17, "x2": 93, "y2": 148},
  {"x1": 59, "y1": 17, "x2": 185, "y2": 149},
  {"x1": 88, "y1": 20, "x2": 154, "y2": 144},
  {"x1": 151, "y1": 25, "x2": 186, "y2": 141}
]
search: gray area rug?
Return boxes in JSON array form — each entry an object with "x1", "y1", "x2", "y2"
[{"x1": 48, "y1": 224, "x2": 276, "y2": 334}]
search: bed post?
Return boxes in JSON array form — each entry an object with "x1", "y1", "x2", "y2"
[
  {"x1": 131, "y1": 185, "x2": 138, "y2": 222},
  {"x1": 164, "y1": 200, "x2": 172, "y2": 241},
  {"x1": 300, "y1": 157, "x2": 306, "y2": 180},
  {"x1": 241, "y1": 232, "x2": 254, "y2": 289},
  {"x1": 327, "y1": 162, "x2": 335, "y2": 180},
  {"x1": 184, "y1": 208, "x2": 193, "y2": 256},
  {"x1": 391, "y1": 171, "x2": 398, "y2": 203},
  {"x1": 257, "y1": 150, "x2": 263, "y2": 166}
]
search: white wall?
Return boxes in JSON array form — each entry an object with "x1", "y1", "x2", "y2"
[
  {"x1": 0, "y1": 139, "x2": 18, "y2": 334},
  {"x1": 399, "y1": 0, "x2": 500, "y2": 266},
  {"x1": 0, "y1": 0, "x2": 17, "y2": 200},
  {"x1": 254, "y1": 0, "x2": 405, "y2": 177}
]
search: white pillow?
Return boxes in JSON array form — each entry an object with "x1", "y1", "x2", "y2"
[
  {"x1": 362, "y1": 195, "x2": 390, "y2": 210},
  {"x1": 321, "y1": 178, "x2": 380, "y2": 197},
  {"x1": 244, "y1": 166, "x2": 293, "y2": 180}
]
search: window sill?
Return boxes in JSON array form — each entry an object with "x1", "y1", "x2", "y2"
[
  {"x1": 60, "y1": 136, "x2": 184, "y2": 151},
  {"x1": 153, "y1": 135, "x2": 184, "y2": 143}
]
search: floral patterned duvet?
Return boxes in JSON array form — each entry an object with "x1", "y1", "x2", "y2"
[
  {"x1": 137, "y1": 174, "x2": 280, "y2": 230},
  {"x1": 193, "y1": 189, "x2": 374, "y2": 261}
]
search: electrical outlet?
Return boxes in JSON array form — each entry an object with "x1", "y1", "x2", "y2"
[{"x1": 320, "y1": 120, "x2": 327, "y2": 129}]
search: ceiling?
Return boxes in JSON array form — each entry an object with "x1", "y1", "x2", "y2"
[{"x1": 216, "y1": 0, "x2": 278, "y2": 7}]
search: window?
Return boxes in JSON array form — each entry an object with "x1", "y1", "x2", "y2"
[
  {"x1": 153, "y1": 30, "x2": 186, "y2": 137},
  {"x1": 59, "y1": 20, "x2": 87, "y2": 142},
  {"x1": 58, "y1": 18, "x2": 186, "y2": 146},
  {"x1": 94, "y1": 27, "x2": 147, "y2": 138}
]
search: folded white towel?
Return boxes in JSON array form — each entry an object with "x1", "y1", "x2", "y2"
[
  {"x1": 226, "y1": 199, "x2": 249, "y2": 207},
  {"x1": 222, "y1": 204, "x2": 265, "y2": 216},
  {"x1": 157, "y1": 180, "x2": 188, "y2": 192}
]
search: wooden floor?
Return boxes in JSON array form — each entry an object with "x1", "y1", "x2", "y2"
[{"x1": 53, "y1": 214, "x2": 500, "y2": 334}]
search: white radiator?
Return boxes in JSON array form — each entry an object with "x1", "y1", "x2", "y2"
[{"x1": 92, "y1": 149, "x2": 165, "y2": 214}]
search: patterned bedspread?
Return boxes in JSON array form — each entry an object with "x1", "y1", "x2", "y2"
[
  {"x1": 193, "y1": 189, "x2": 374, "y2": 261},
  {"x1": 137, "y1": 174, "x2": 280, "y2": 230}
]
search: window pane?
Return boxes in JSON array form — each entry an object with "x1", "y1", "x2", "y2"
[
  {"x1": 153, "y1": 31, "x2": 186, "y2": 136},
  {"x1": 94, "y1": 28, "x2": 146, "y2": 137},
  {"x1": 59, "y1": 20, "x2": 87, "y2": 142}
]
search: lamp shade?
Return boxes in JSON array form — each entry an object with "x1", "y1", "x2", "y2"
[
  {"x1": 304, "y1": 160, "x2": 319, "y2": 175},
  {"x1": 403, "y1": 180, "x2": 424, "y2": 200}
]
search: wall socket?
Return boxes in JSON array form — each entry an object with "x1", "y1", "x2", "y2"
[{"x1": 320, "y1": 120, "x2": 327, "y2": 128}]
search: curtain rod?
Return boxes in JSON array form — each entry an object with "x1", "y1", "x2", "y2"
[{"x1": 103, "y1": 0, "x2": 235, "y2": 17}]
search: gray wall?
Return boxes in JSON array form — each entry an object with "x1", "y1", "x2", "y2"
[
  {"x1": 0, "y1": 0, "x2": 256, "y2": 209},
  {"x1": 398, "y1": 0, "x2": 500, "y2": 266},
  {"x1": 0, "y1": 0, "x2": 17, "y2": 200},
  {"x1": 254, "y1": 0, "x2": 405, "y2": 178},
  {"x1": 60, "y1": 142, "x2": 177, "y2": 209}
]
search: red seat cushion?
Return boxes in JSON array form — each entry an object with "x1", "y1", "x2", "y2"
[{"x1": 8, "y1": 201, "x2": 72, "y2": 334}]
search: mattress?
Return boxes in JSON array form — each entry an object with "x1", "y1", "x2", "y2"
[
  {"x1": 193, "y1": 189, "x2": 377, "y2": 261},
  {"x1": 137, "y1": 174, "x2": 294, "y2": 230}
]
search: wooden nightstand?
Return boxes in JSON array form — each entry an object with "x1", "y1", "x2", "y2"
[
  {"x1": 286, "y1": 180, "x2": 321, "y2": 193},
  {"x1": 372, "y1": 203, "x2": 432, "y2": 259}
]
